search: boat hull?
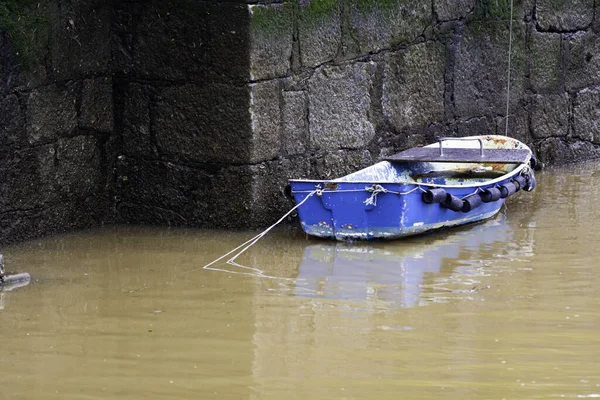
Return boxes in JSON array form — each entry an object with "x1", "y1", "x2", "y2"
[
  {"x1": 288, "y1": 135, "x2": 534, "y2": 241},
  {"x1": 291, "y1": 180, "x2": 506, "y2": 241}
]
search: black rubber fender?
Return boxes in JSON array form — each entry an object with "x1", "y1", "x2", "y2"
[
  {"x1": 481, "y1": 187, "x2": 502, "y2": 203},
  {"x1": 462, "y1": 194, "x2": 483, "y2": 213},
  {"x1": 499, "y1": 181, "x2": 518, "y2": 198},
  {"x1": 422, "y1": 188, "x2": 447, "y2": 204},
  {"x1": 442, "y1": 194, "x2": 463, "y2": 212},
  {"x1": 513, "y1": 175, "x2": 528, "y2": 191}
]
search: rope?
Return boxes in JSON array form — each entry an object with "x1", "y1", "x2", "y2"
[
  {"x1": 294, "y1": 185, "x2": 425, "y2": 195},
  {"x1": 504, "y1": 0, "x2": 515, "y2": 136},
  {"x1": 198, "y1": 190, "x2": 317, "y2": 274},
  {"x1": 294, "y1": 184, "x2": 426, "y2": 207},
  {"x1": 364, "y1": 185, "x2": 386, "y2": 206},
  {"x1": 461, "y1": 187, "x2": 483, "y2": 199},
  {"x1": 363, "y1": 184, "x2": 425, "y2": 206}
]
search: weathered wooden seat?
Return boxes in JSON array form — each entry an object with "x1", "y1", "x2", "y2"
[{"x1": 383, "y1": 147, "x2": 531, "y2": 164}]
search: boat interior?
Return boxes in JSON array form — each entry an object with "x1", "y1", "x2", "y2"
[{"x1": 332, "y1": 160, "x2": 522, "y2": 186}]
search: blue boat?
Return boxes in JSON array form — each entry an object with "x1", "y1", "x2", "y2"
[{"x1": 286, "y1": 135, "x2": 536, "y2": 241}]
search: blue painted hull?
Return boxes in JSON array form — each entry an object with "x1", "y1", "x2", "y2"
[
  {"x1": 288, "y1": 136, "x2": 535, "y2": 241},
  {"x1": 290, "y1": 180, "x2": 505, "y2": 240}
]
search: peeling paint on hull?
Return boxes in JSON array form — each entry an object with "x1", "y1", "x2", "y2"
[{"x1": 301, "y1": 203, "x2": 502, "y2": 241}]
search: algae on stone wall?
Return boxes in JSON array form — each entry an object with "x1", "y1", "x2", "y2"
[
  {"x1": 348, "y1": 0, "x2": 431, "y2": 53},
  {"x1": 469, "y1": 0, "x2": 524, "y2": 38},
  {"x1": 297, "y1": 0, "x2": 341, "y2": 67},
  {"x1": 475, "y1": 0, "x2": 521, "y2": 21},
  {"x1": 249, "y1": 3, "x2": 293, "y2": 80},
  {"x1": 0, "y1": 0, "x2": 48, "y2": 70}
]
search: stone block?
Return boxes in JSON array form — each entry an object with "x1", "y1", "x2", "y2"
[
  {"x1": 308, "y1": 62, "x2": 375, "y2": 150},
  {"x1": 111, "y1": 1, "x2": 137, "y2": 76},
  {"x1": 80, "y1": 77, "x2": 114, "y2": 133},
  {"x1": 117, "y1": 162, "x2": 264, "y2": 228},
  {"x1": 191, "y1": 164, "x2": 256, "y2": 228},
  {"x1": 154, "y1": 83, "x2": 251, "y2": 164},
  {"x1": 117, "y1": 158, "x2": 206, "y2": 223},
  {"x1": 297, "y1": 0, "x2": 342, "y2": 67},
  {"x1": 435, "y1": 0, "x2": 475, "y2": 21},
  {"x1": 565, "y1": 31, "x2": 600, "y2": 91},
  {"x1": 249, "y1": 80, "x2": 282, "y2": 163},
  {"x1": 474, "y1": 0, "x2": 534, "y2": 22},
  {"x1": 56, "y1": 135, "x2": 102, "y2": 198},
  {"x1": 382, "y1": 42, "x2": 446, "y2": 132},
  {"x1": 573, "y1": 88, "x2": 600, "y2": 143},
  {"x1": 249, "y1": 3, "x2": 293, "y2": 80},
  {"x1": 133, "y1": 2, "x2": 249, "y2": 83},
  {"x1": 530, "y1": 93, "x2": 570, "y2": 139},
  {"x1": 377, "y1": 129, "x2": 441, "y2": 159},
  {"x1": 450, "y1": 116, "x2": 496, "y2": 138},
  {"x1": 529, "y1": 30, "x2": 562, "y2": 93},
  {"x1": 311, "y1": 149, "x2": 373, "y2": 180},
  {"x1": 349, "y1": 0, "x2": 432, "y2": 54},
  {"x1": 248, "y1": 157, "x2": 312, "y2": 225},
  {"x1": 0, "y1": 94, "x2": 25, "y2": 147},
  {"x1": 49, "y1": 2, "x2": 112, "y2": 80},
  {"x1": 282, "y1": 91, "x2": 308, "y2": 155},
  {"x1": 536, "y1": 0, "x2": 594, "y2": 32},
  {"x1": 121, "y1": 83, "x2": 154, "y2": 158},
  {"x1": 0, "y1": 2, "x2": 49, "y2": 90},
  {"x1": 36, "y1": 196, "x2": 111, "y2": 237},
  {"x1": 537, "y1": 137, "x2": 600, "y2": 165},
  {"x1": 0, "y1": 145, "x2": 58, "y2": 211},
  {"x1": 495, "y1": 110, "x2": 530, "y2": 144},
  {"x1": 454, "y1": 22, "x2": 526, "y2": 117},
  {"x1": 0, "y1": 191, "x2": 111, "y2": 245},
  {"x1": 26, "y1": 83, "x2": 77, "y2": 145}
]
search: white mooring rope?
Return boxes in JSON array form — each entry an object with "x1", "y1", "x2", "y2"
[
  {"x1": 196, "y1": 190, "x2": 317, "y2": 276},
  {"x1": 504, "y1": 0, "x2": 515, "y2": 136}
]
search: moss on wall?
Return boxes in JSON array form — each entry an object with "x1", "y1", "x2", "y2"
[
  {"x1": 467, "y1": 0, "x2": 525, "y2": 43},
  {"x1": 350, "y1": 0, "x2": 408, "y2": 13},
  {"x1": 300, "y1": 0, "x2": 339, "y2": 17},
  {"x1": 475, "y1": 0, "x2": 523, "y2": 21},
  {"x1": 0, "y1": 0, "x2": 49, "y2": 70},
  {"x1": 249, "y1": 2, "x2": 293, "y2": 35}
]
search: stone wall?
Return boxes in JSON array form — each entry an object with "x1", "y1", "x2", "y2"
[
  {"x1": 239, "y1": 0, "x2": 600, "y2": 225},
  {"x1": 2, "y1": 0, "x2": 600, "y2": 243},
  {"x1": 111, "y1": 1, "x2": 257, "y2": 229},
  {"x1": 0, "y1": 0, "x2": 115, "y2": 245}
]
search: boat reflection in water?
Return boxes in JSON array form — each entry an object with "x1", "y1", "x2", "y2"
[{"x1": 293, "y1": 211, "x2": 535, "y2": 308}]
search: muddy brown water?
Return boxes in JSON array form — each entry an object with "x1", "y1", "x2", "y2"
[{"x1": 1, "y1": 162, "x2": 600, "y2": 399}]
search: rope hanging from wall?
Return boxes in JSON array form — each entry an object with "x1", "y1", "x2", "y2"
[{"x1": 504, "y1": 0, "x2": 515, "y2": 136}]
